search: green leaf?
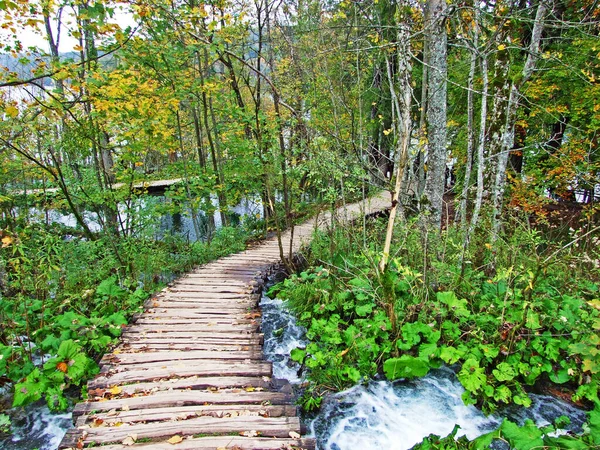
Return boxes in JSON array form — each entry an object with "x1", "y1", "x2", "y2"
[
  {"x1": 355, "y1": 304, "x2": 373, "y2": 317},
  {"x1": 437, "y1": 291, "x2": 470, "y2": 317},
  {"x1": 549, "y1": 368, "x2": 571, "y2": 384},
  {"x1": 494, "y1": 385, "x2": 512, "y2": 403},
  {"x1": 493, "y1": 362, "x2": 517, "y2": 382},
  {"x1": 458, "y1": 358, "x2": 487, "y2": 393},
  {"x1": 96, "y1": 276, "x2": 127, "y2": 299},
  {"x1": 290, "y1": 348, "x2": 306, "y2": 363},
  {"x1": 383, "y1": 355, "x2": 430, "y2": 380},
  {"x1": 588, "y1": 406, "x2": 600, "y2": 444},
  {"x1": 439, "y1": 345, "x2": 464, "y2": 364},
  {"x1": 525, "y1": 310, "x2": 541, "y2": 330},
  {"x1": 501, "y1": 419, "x2": 544, "y2": 450}
]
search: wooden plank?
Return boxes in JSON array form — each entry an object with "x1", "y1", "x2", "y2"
[
  {"x1": 126, "y1": 321, "x2": 257, "y2": 330},
  {"x1": 124, "y1": 324, "x2": 258, "y2": 333},
  {"x1": 82, "y1": 437, "x2": 315, "y2": 450},
  {"x1": 121, "y1": 331, "x2": 258, "y2": 339},
  {"x1": 155, "y1": 291, "x2": 251, "y2": 298},
  {"x1": 119, "y1": 343, "x2": 262, "y2": 351},
  {"x1": 120, "y1": 340, "x2": 263, "y2": 349},
  {"x1": 74, "y1": 390, "x2": 292, "y2": 416},
  {"x1": 133, "y1": 317, "x2": 256, "y2": 325},
  {"x1": 101, "y1": 350, "x2": 263, "y2": 365},
  {"x1": 143, "y1": 309, "x2": 254, "y2": 318},
  {"x1": 167, "y1": 285, "x2": 252, "y2": 293},
  {"x1": 77, "y1": 416, "x2": 302, "y2": 445},
  {"x1": 85, "y1": 376, "x2": 273, "y2": 397},
  {"x1": 85, "y1": 404, "x2": 298, "y2": 425},
  {"x1": 99, "y1": 359, "x2": 271, "y2": 376},
  {"x1": 90, "y1": 361, "x2": 272, "y2": 387},
  {"x1": 154, "y1": 296, "x2": 254, "y2": 304},
  {"x1": 145, "y1": 301, "x2": 253, "y2": 310}
]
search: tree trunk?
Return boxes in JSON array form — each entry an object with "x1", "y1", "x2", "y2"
[
  {"x1": 379, "y1": 21, "x2": 413, "y2": 273},
  {"x1": 490, "y1": 1, "x2": 547, "y2": 242},
  {"x1": 421, "y1": 0, "x2": 448, "y2": 230},
  {"x1": 457, "y1": 35, "x2": 477, "y2": 228}
]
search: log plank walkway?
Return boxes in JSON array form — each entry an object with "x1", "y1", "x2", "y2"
[{"x1": 59, "y1": 193, "x2": 389, "y2": 450}]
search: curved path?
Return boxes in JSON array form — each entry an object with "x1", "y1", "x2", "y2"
[{"x1": 59, "y1": 193, "x2": 389, "y2": 450}]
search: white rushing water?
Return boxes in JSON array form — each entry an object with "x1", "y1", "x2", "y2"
[
  {"x1": 312, "y1": 369, "x2": 499, "y2": 450},
  {"x1": 260, "y1": 292, "x2": 307, "y2": 383},
  {"x1": 0, "y1": 403, "x2": 72, "y2": 450},
  {"x1": 260, "y1": 289, "x2": 587, "y2": 450}
]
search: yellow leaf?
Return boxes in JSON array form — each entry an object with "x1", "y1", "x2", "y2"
[
  {"x1": 497, "y1": 44, "x2": 506, "y2": 51},
  {"x1": 167, "y1": 435, "x2": 184, "y2": 444},
  {"x1": 73, "y1": 45, "x2": 83, "y2": 51},
  {"x1": 109, "y1": 386, "x2": 122, "y2": 395},
  {"x1": 587, "y1": 300, "x2": 600, "y2": 310},
  {"x1": 1, "y1": 236, "x2": 13, "y2": 247},
  {"x1": 245, "y1": 387, "x2": 255, "y2": 392},
  {"x1": 5, "y1": 106, "x2": 18, "y2": 118}
]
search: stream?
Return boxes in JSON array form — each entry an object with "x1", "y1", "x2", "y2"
[
  {"x1": 0, "y1": 401, "x2": 71, "y2": 450},
  {"x1": 259, "y1": 289, "x2": 587, "y2": 450}
]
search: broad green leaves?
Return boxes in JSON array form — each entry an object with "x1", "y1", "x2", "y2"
[{"x1": 383, "y1": 356, "x2": 430, "y2": 379}]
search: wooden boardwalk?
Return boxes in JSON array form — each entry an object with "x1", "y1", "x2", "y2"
[{"x1": 59, "y1": 193, "x2": 389, "y2": 450}]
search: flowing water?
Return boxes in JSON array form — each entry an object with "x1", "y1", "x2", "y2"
[
  {"x1": 260, "y1": 289, "x2": 587, "y2": 450},
  {"x1": 0, "y1": 403, "x2": 71, "y2": 450}
]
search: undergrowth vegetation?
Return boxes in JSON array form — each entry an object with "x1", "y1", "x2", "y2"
[
  {"x1": 0, "y1": 223, "x2": 248, "y2": 410},
  {"x1": 271, "y1": 212, "x2": 600, "y2": 446}
]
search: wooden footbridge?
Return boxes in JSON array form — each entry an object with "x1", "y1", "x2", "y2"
[{"x1": 59, "y1": 193, "x2": 389, "y2": 450}]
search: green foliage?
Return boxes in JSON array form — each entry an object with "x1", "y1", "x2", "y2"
[
  {"x1": 13, "y1": 340, "x2": 98, "y2": 410},
  {"x1": 275, "y1": 216, "x2": 600, "y2": 433}
]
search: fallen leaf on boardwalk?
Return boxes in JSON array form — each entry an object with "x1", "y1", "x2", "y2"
[
  {"x1": 122, "y1": 434, "x2": 137, "y2": 445},
  {"x1": 91, "y1": 418, "x2": 104, "y2": 428},
  {"x1": 113, "y1": 421, "x2": 123, "y2": 427},
  {"x1": 245, "y1": 386, "x2": 255, "y2": 392},
  {"x1": 229, "y1": 411, "x2": 239, "y2": 417},
  {"x1": 240, "y1": 430, "x2": 259, "y2": 437},
  {"x1": 109, "y1": 386, "x2": 122, "y2": 395},
  {"x1": 106, "y1": 409, "x2": 119, "y2": 417},
  {"x1": 122, "y1": 405, "x2": 130, "y2": 411},
  {"x1": 89, "y1": 388, "x2": 105, "y2": 398},
  {"x1": 167, "y1": 435, "x2": 184, "y2": 444},
  {"x1": 113, "y1": 349, "x2": 121, "y2": 355},
  {"x1": 289, "y1": 431, "x2": 301, "y2": 439}
]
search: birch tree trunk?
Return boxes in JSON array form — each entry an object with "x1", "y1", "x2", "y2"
[
  {"x1": 422, "y1": 0, "x2": 448, "y2": 230},
  {"x1": 379, "y1": 21, "x2": 413, "y2": 273},
  {"x1": 467, "y1": 53, "x2": 489, "y2": 244},
  {"x1": 490, "y1": 1, "x2": 548, "y2": 242},
  {"x1": 457, "y1": 32, "x2": 478, "y2": 227}
]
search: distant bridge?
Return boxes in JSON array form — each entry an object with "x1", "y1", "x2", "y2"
[{"x1": 12, "y1": 178, "x2": 184, "y2": 197}]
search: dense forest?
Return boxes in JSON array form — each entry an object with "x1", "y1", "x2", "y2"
[{"x1": 0, "y1": 0, "x2": 599, "y2": 448}]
